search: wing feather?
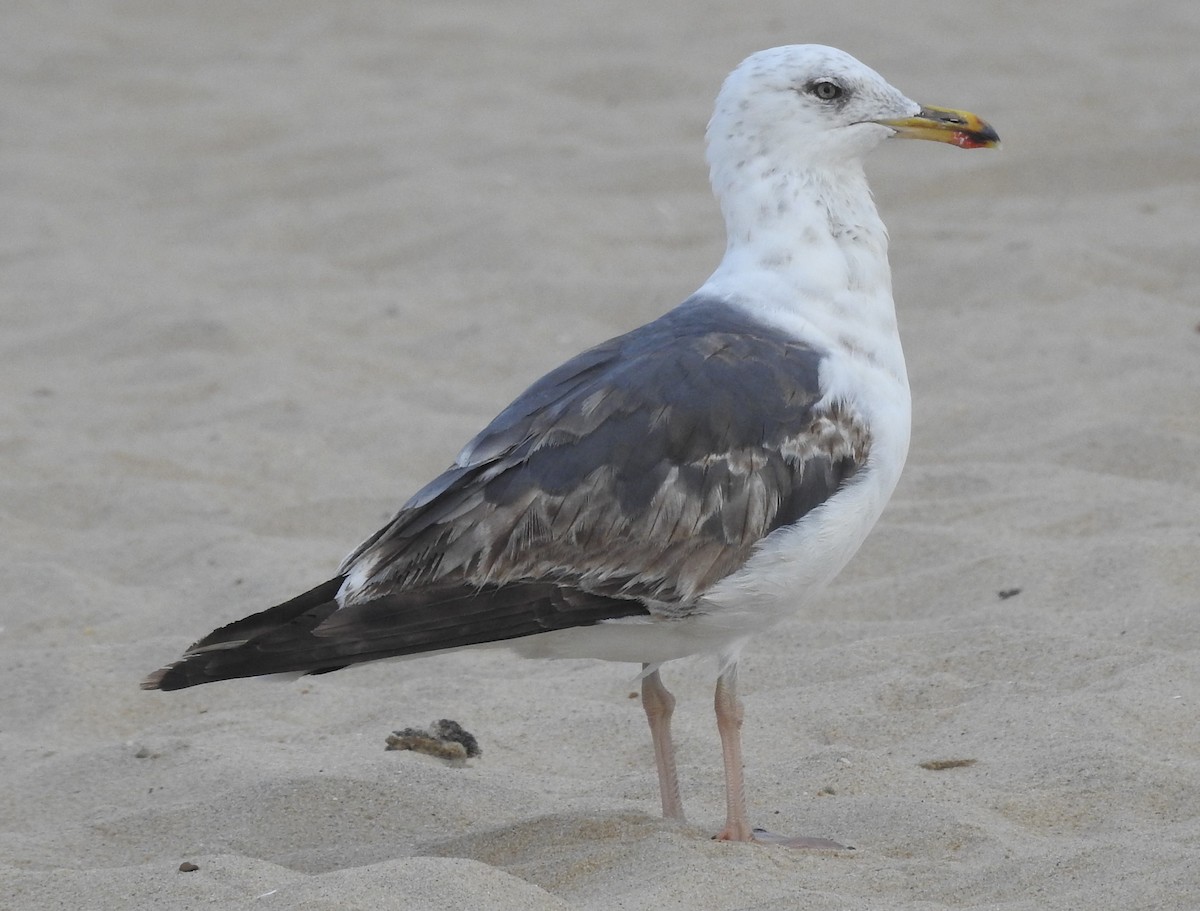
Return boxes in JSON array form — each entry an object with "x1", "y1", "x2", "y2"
[
  {"x1": 144, "y1": 298, "x2": 872, "y2": 691},
  {"x1": 341, "y1": 298, "x2": 870, "y2": 610}
]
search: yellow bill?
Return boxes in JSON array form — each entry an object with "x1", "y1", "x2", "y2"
[{"x1": 876, "y1": 105, "x2": 1000, "y2": 149}]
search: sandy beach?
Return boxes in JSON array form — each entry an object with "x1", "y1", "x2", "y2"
[{"x1": 2, "y1": 1, "x2": 1198, "y2": 908}]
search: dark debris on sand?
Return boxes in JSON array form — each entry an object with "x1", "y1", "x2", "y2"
[{"x1": 386, "y1": 719, "x2": 481, "y2": 763}]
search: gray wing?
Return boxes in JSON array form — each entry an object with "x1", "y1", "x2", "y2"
[
  {"x1": 143, "y1": 298, "x2": 872, "y2": 691},
  {"x1": 341, "y1": 297, "x2": 871, "y2": 612}
]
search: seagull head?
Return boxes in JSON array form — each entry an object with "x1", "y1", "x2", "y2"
[{"x1": 707, "y1": 45, "x2": 998, "y2": 173}]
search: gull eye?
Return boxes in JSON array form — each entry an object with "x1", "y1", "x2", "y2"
[{"x1": 811, "y1": 79, "x2": 843, "y2": 101}]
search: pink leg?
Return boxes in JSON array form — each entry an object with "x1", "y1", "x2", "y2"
[
  {"x1": 713, "y1": 663, "x2": 846, "y2": 849},
  {"x1": 713, "y1": 664, "x2": 754, "y2": 841},
  {"x1": 641, "y1": 665, "x2": 685, "y2": 820}
]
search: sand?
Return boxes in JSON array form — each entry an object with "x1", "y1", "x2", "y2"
[{"x1": 3, "y1": 2, "x2": 1198, "y2": 909}]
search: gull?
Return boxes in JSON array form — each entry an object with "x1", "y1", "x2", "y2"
[{"x1": 144, "y1": 44, "x2": 998, "y2": 846}]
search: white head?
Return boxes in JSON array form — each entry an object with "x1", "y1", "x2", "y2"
[
  {"x1": 708, "y1": 45, "x2": 917, "y2": 173},
  {"x1": 707, "y1": 45, "x2": 998, "y2": 180},
  {"x1": 698, "y1": 45, "x2": 997, "y2": 323}
]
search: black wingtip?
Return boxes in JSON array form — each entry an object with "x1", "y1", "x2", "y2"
[
  {"x1": 142, "y1": 576, "x2": 652, "y2": 692},
  {"x1": 141, "y1": 667, "x2": 169, "y2": 691},
  {"x1": 141, "y1": 576, "x2": 347, "y2": 691},
  {"x1": 140, "y1": 659, "x2": 211, "y2": 691}
]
